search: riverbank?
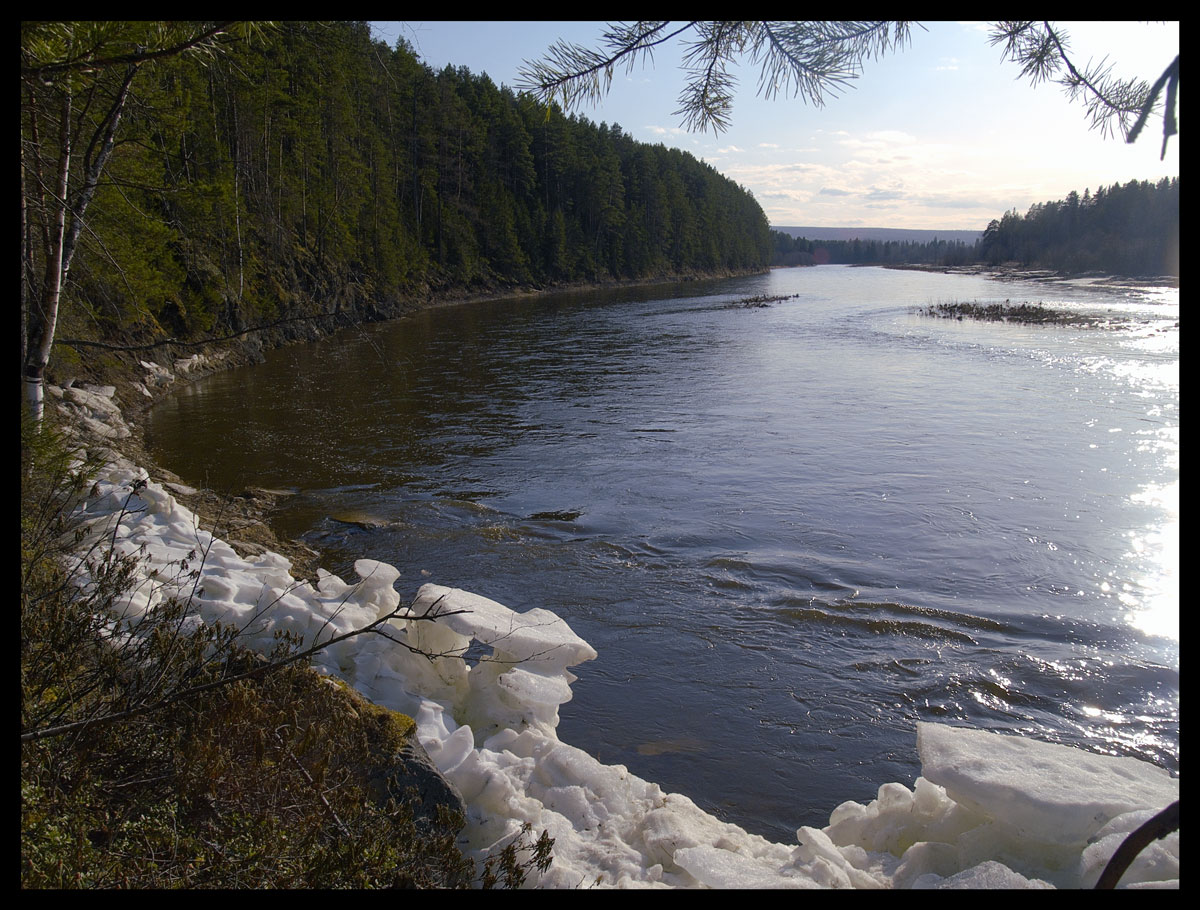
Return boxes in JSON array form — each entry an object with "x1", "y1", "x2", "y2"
[
  {"x1": 31, "y1": 268, "x2": 1179, "y2": 888},
  {"x1": 29, "y1": 379, "x2": 1183, "y2": 886}
]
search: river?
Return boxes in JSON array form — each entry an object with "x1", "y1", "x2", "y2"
[{"x1": 146, "y1": 264, "x2": 1179, "y2": 842}]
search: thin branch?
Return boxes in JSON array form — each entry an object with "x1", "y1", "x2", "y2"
[
  {"x1": 22, "y1": 23, "x2": 239, "y2": 79},
  {"x1": 276, "y1": 727, "x2": 352, "y2": 838},
  {"x1": 57, "y1": 309, "x2": 354, "y2": 352},
  {"x1": 1041, "y1": 22, "x2": 1137, "y2": 135},
  {"x1": 20, "y1": 590, "x2": 470, "y2": 743},
  {"x1": 516, "y1": 21, "x2": 697, "y2": 107}
]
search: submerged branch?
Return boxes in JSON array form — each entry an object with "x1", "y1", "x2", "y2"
[{"x1": 724, "y1": 292, "x2": 801, "y2": 309}]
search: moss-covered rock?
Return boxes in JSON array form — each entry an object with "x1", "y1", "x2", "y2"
[{"x1": 322, "y1": 676, "x2": 466, "y2": 834}]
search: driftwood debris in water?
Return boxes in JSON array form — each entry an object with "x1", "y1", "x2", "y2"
[
  {"x1": 920, "y1": 300, "x2": 1107, "y2": 326},
  {"x1": 724, "y1": 293, "x2": 801, "y2": 309}
]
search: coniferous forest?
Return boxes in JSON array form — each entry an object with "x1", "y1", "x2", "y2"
[
  {"x1": 976, "y1": 178, "x2": 1179, "y2": 276},
  {"x1": 770, "y1": 177, "x2": 1179, "y2": 277},
  {"x1": 23, "y1": 21, "x2": 773, "y2": 362}
]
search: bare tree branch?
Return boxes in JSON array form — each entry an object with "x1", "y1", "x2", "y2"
[{"x1": 20, "y1": 590, "x2": 469, "y2": 744}]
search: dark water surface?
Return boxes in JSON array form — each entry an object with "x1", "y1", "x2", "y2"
[{"x1": 147, "y1": 266, "x2": 1179, "y2": 841}]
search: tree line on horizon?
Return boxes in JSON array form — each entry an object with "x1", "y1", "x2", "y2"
[
  {"x1": 770, "y1": 177, "x2": 1178, "y2": 277},
  {"x1": 23, "y1": 21, "x2": 772, "y2": 362}
]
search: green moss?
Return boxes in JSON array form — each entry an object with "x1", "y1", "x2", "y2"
[
  {"x1": 363, "y1": 702, "x2": 417, "y2": 752},
  {"x1": 324, "y1": 675, "x2": 416, "y2": 756}
]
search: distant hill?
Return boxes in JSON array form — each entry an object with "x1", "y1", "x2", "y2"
[{"x1": 773, "y1": 226, "x2": 983, "y2": 245}]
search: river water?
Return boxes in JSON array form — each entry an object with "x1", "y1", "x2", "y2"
[{"x1": 146, "y1": 265, "x2": 1179, "y2": 842}]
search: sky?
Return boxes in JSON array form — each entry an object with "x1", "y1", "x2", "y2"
[{"x1": 368, "y1": 20, "x2": 1179, "y2": 232}]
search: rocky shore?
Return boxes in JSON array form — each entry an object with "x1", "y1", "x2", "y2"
[{"x1": 48, "y1": 358, "x2": 325, "y2": 584}]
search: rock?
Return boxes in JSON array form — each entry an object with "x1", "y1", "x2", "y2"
[
  {"x1": 326, "y1": 678, "x2": 466, "y2": 834},
  {"x1": 174, "y1": 354, "x2": 205, "y2": 375},
  {"x1": 371, "y1": 727, "x2": 469, "y2": 835},
  {"x1": 330, "y1": 511, "x2": 392, "y2": 531},
  {"x1": 140, "y1": 359, "x2": 175, "y2": 387}
]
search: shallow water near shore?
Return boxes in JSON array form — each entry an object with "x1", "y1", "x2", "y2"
[{"x1": 146, "y1": 265, "x2": 1178, "y2": 842}]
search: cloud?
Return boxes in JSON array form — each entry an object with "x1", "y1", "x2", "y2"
[
  {"x1": 718, "y1": 129, "x2": 1056, "y2": 230},
  {"x1": 918, "y1": 194, "x2": 996, "y2": 210},
  {"x1": 863, "y1": 186, "x2": 908, "y2": 202},
  {"x1": 838, "y1": 130, "x2": 920, "y2": 151}
]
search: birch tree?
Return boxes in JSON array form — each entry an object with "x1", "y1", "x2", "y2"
[{"x1": 20, "y1": 21, "x2": 264, "y2": 424}]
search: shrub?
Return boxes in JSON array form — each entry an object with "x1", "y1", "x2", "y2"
[{"x1": 20, "y1": 411, "x2": 552, "y2": 888}]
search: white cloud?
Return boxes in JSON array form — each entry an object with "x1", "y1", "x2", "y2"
[{"x1": 838, "y1": 130, "x2": 920, "y2": 151}]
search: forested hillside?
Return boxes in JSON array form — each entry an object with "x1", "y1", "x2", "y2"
[
  {"x1": 978, "y1": 178, "x2": 1179, "y2": 276},
  {"x1": 22, "y1": 21, "x2": 771, "y2": 372},
  {"x1": 770, "y1": 178, "x2": 1178, "y2": 277}
]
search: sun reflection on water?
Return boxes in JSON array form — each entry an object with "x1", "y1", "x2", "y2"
[{"x1": 1122, "y1": 479, "x2": 1179, "y2": 640}]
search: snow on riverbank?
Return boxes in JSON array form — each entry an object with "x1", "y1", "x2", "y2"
[{"x1": 59, "y1": 384, "x2": 1178, "y2": 889}]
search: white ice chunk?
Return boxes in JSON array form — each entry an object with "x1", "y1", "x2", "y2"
[
  {"x1": 912, "y1": 860, "x2": 1054, "y2": 889},
  {"x1": 350, "y1": 558, "x2": 402, "y2": 617},
  {"x1": 1077, "y1": 808, "x2": 1180, "y2": 888},
  {"x1": 428, "y1": 723, "x2": 476, "y2": 776},
  {"x1": 497, "y1": 666, "x2": 575, "y2": 711},
  {"x1": 408, "y1": 584, "x2": 597, "y2": 668},
  {"x1": 917, "y1": 722, "x2": 1179, "y2": 846},
  {"x1": 674, "y1": 844, "x2": 817, "y2": 889}
]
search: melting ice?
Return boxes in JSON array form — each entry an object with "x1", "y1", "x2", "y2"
[{"x1": 71, "y1": 454, "x2": 1178, "y2": 888}]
